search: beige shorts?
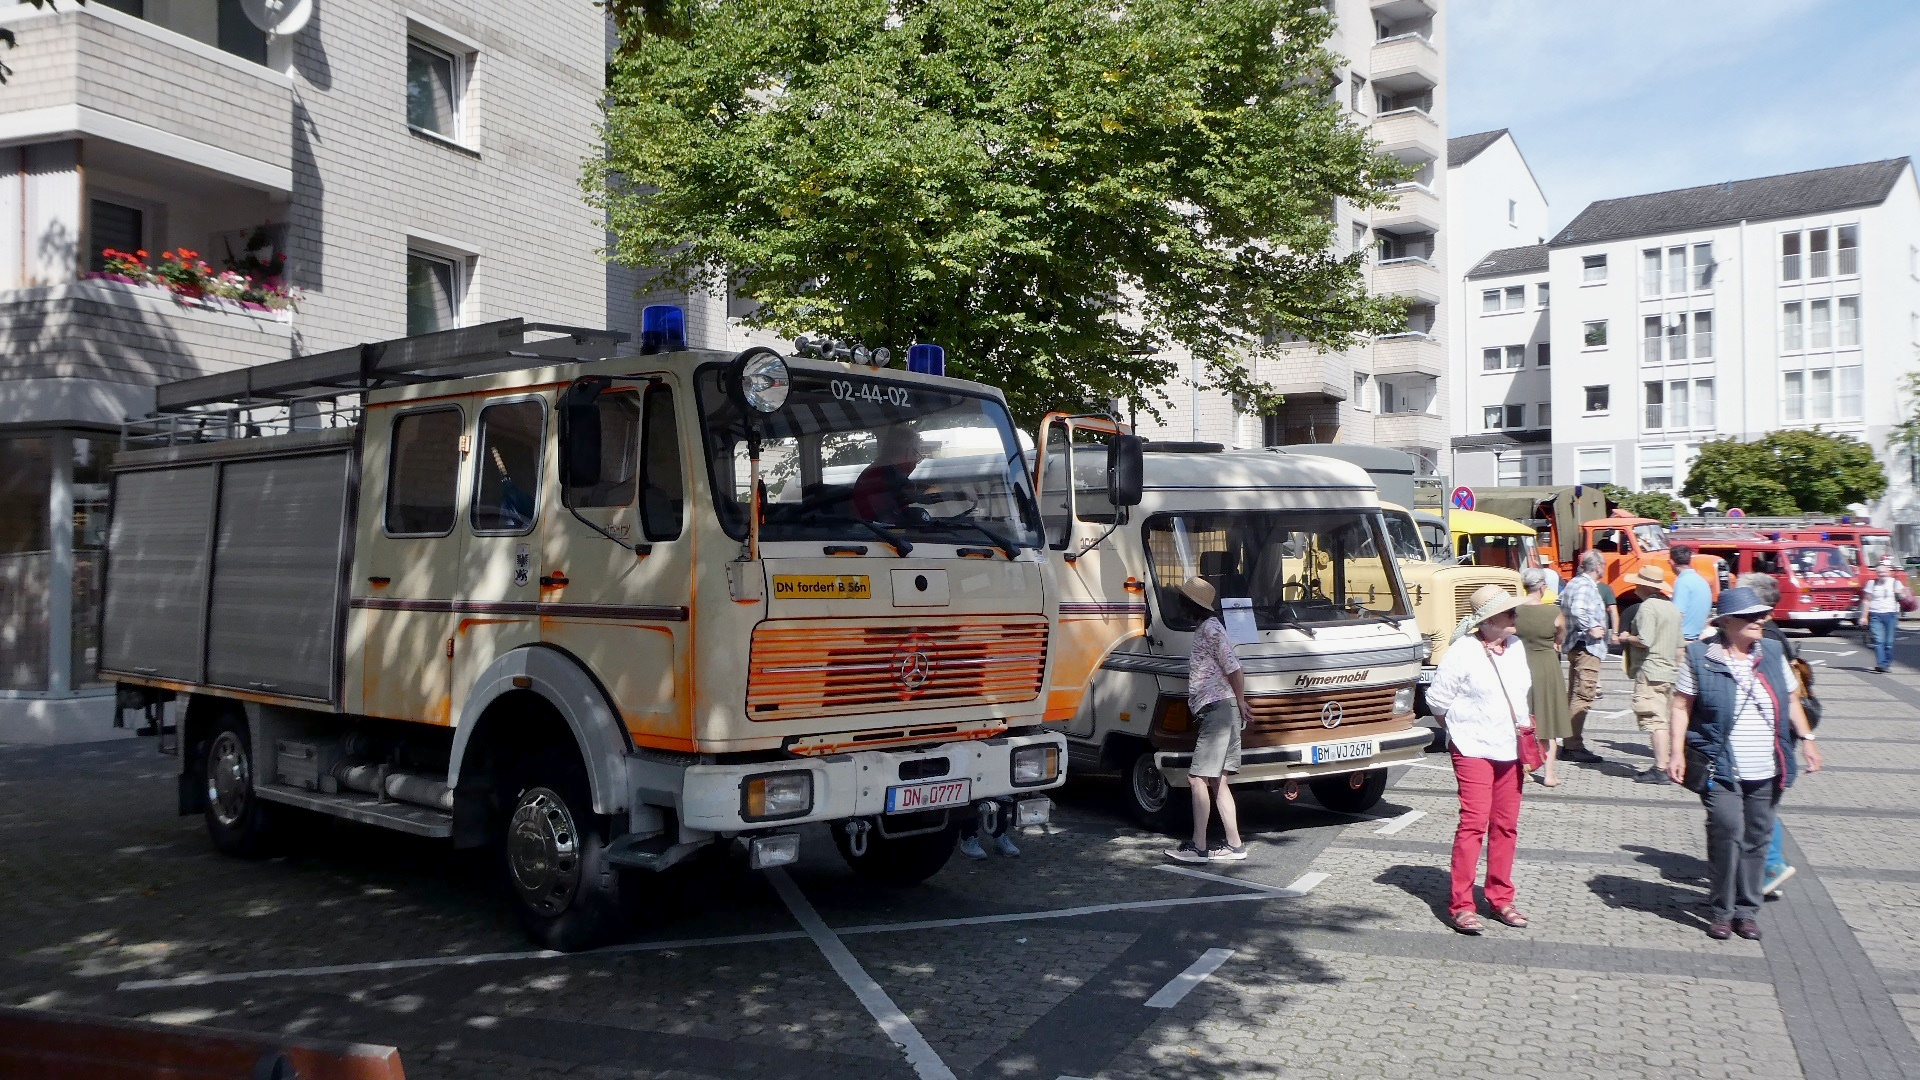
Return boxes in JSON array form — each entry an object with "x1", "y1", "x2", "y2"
[{"x1": 1631, "y1": 678, "x2": 1673, "y2": 731}]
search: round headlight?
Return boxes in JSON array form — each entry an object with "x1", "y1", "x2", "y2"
[{"x1": 740, "y1": 353, "x2": 790, "y2": 413}]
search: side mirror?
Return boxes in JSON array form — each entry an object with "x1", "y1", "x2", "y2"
[
  {"x1": 1108, "y1": 434, "x2": 1144, "y2": 507},
  {"x1": 558, "y1": 376, "x2": 609, "y2": 489}
]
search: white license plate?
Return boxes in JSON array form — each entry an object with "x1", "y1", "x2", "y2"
[
  {"x1": 1311, "y1": 739, "x2": 1374, "y2": 764},
  {"x1": 886, "y1": 778, "x2": 972, "y2": 814}
]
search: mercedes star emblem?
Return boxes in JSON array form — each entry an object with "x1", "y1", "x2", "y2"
[
  {"x1": 891, "y1": 634, "x2": 935, "y2": 694},
  {"x1": 1320, "y1": 700, "x2": 1345, "y2": 729}
]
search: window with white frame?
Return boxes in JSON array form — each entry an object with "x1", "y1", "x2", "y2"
[
  {"x1": 1537, "y1": 282, "x2": 1550, "y2": 307},
  {"x1": 1482, "y1": 347, "x2": 1502, "y2": 371},
  {"x1": 1354, "y1": 373, "x2": 1372, "y2": 410},
  {"x1": 1641, "y1": 445, "x2": 1675, "y2": 491},
  {"x1": 1352, "y1": 222, "x2": 1369, "y2": 253},
  {"x1": 88, "y1": 198, "x2": 144, "y2": 273},
  {"x1": 1695, "y1": 378, "x2": 1715, "y2": 428},
  {"x1": 1585, "y1": 384, "x2": 1610, "y2": 414},
  {"x1": 1498, "y1": 455, "x2": 1525, "y2": 486},
  {"x1": 1664, "y1": 313, "x2": 1688, "y2": 361},
  {"x1": 1576, "y1": 447, "x2": 1613, "y2": 485},
  {"x1": 1483, "y1": 403, "x2": 1524, "y2": 430},
  {"x1": 407, "y1": 37, "x2": 467, "y2": 139},
  {"x1": 1536, "y1": 402, "x2": 1551, "y2": 427},
  {"x1": 1531, "y1": 453, "x2": 1554, "y2": 484},
  {"x1": 1782, "y1": 233, "x2": 1801, "y2": 281},
  {"x1": 1783, "y1": 370, "x2": 1806, "y2": 422},
  {"x1": 1508, "y1": 199, "x2": 1518, "y2": 226},
  {"x1": 1668, "y1": 380, "x2": 1690, "y2": 429},
  {"x1": 1838, "y1": 296, "x2": 1860, "y2": 347},
  {"x1": 1838, "y1": 225, "x2": 1858, "y2": 276},
  {"x1": 1584, "y1": 320, "x2": 1608, "y2": 347},
  {"x1": 1810, "y1": 299, "x2": 1832, "y2": 349},
  {"x1": 1349, "y1": 75, "x2": 1367, "y2": 113},
  {"x1": 1505, "y1": 286, "x2": 1525, "y2": 310},
  {"x1": 1838, "y1": 366, "x2": 1863, "y2": 418},
  {"x1": 1505, "y1": 345, "x2": 1525, "y2": 369},
  {"x1": 1692, "y1": 243, "x2": 1714, "y2": 289},
  {"x1": 1666, "y1": 245, "x2": 1688, "y2": 295},
  {"x1": 1482, "y1": 289, "x2": 1501, "y2": 313},
  {"x1": 1643, "y1": 316, "x2": 1662, "y2": 364},
  {"x1": 1536, "y1": 342, "x2": 1551, "y2": 367},
  {"x1": 1693, "y1": 311, "x2": 1713, "y2": 358},
  {"x1": 407, "y1": 249, "x2": 462, "y2": 335},
  {"x1": 1809, "y1": 228, "x2": 1831, "y2": 278},
  {"x1": 1783, "y1": 301, "x2": 1804, "y2": 351},
  {"x1": 1583, "y1": 254, "x2": 1608, "y2": 282},
  {"x1": 1644, "y1": 381, "x2": 1664, "y2": 429},
  {"x1": 1642, "y1": 248, "x2": 1662, "y2": 294},
  {"x1": 1482, "y1": 406, "x2": 1502, "y2": 430},
  {"x1": 1810, "y1": 367, "x2": 1834, "y2": 420}
]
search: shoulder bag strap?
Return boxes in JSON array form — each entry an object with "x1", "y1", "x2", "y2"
[{"x1": 1481, "y1": 640, "x2": 1528, "y2": 731}]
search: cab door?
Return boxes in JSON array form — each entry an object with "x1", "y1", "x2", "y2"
[
  {"x1": 451, "y1": 395, "x2": 549, "y2": 719},
  {"x1": 350, "y1": 403, "x2": 465, "y2": 723},
  {"x1": 540, "y1": 378, "x2": 696, "y2": 751},
  {"x1": 1035, "y1": 414, "x2": 1147, "y2": 734}
]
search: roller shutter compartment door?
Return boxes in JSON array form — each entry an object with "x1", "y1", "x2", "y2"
[{"x1": 101, "y1": 465, "x2": 217, "y2": 682}]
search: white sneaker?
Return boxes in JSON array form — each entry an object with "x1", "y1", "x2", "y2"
[
  {"x1": 958, "y1": 836, "x2": 988, "y2": 860},
  {"x1": 994, "y1": 834, "x2": 1021, "y2": 858}
]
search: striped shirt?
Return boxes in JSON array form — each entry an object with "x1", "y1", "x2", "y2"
[{"x1": 1676, "y1": 643, "x2": 1798, "y2": 782}]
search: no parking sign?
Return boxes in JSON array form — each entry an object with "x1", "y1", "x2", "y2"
[{"x1": 1450, "y1": 485, "x2": 1475, "y2": 512}]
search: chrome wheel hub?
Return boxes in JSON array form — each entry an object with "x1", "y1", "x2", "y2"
[
  {"x1": 1130, "y1": 754, "x2": 1169, "y2": 814},
  {"x1": 206, "y1": 731, "x2": 251, "y2": 828},
  {"x1": 507, "y1": 788, "x2": 581, "y2": 917}
]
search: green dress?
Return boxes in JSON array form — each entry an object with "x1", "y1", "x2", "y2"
[{"x1": 1515, "y1": 603, "x2": 1572, "y2": 741}]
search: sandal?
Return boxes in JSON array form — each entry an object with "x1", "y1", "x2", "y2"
[
  {"x1": 1535, "y1": 774, "x2": 1562, "y2": 788},
  {"x1": 1492, "y1": 906, "x2": 1529, "y2": 928},
  {"x1": 1449, "y1": 910, "x2": 1485, "y2": 935}
]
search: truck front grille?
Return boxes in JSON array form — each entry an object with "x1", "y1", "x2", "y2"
[
  {"x1": 1240, "y1": 686, "x2": 1407, "y2": 747},
  {"x1": 748, "y1": 618, "x2": 1049, "y2": 720}
]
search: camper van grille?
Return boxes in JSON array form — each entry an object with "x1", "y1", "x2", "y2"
[
  {"x1": 747, "y1": 618, "x2": 1048, "y2": 720},
  {"x1": 1241, "y1": 686, "x2": 1406, "y2": 745}
]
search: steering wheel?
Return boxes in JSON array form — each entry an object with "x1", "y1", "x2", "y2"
[{"x1": 1277, "y1": 581, "x2": 1310, "y2": 601}]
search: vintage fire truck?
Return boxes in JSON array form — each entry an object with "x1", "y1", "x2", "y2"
[
  {"x1": 1033, "y1": 418, "x2": 1431, "y2": 830},
  {"x1": 102, "y1": 314, "x2": 1074, "y2": 949}
]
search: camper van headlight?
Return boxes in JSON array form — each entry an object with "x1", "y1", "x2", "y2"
[
  {"x1": 1393, "y1": 686, "x2": 1416, "y2": 715},
  {"x1": 740, "y1": 353, "x2": 791, "y2": 413}
]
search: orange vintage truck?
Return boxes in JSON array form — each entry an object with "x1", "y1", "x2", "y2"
[{"x1": 1472, "y1": 486, "x2": 1724, "y2": 619}]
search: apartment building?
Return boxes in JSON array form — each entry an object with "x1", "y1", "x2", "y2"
[
  {"x1": 0, "y1": 0, "x2": 614, "y2": 740},
  {"x1": 1452, "y1": 244, "x2": 1554, "y2": 487},
  {"x1": 1451, "y1": 158, "x2": 1920, "y2": 548},
  {"x1": 1135, "y1": 0, "x2": 1450, "y2": 473}
]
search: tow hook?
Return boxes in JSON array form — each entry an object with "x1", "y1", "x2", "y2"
[
  {"x1": 975, "y1": 798, "x2": 1000, "y2": 836},
  {"x1": 843, "y1": 818, "x2": 870, "y2": 857},
  {"x1": 1282, "y1": 779, "x2": 1301, "y2": 802}
]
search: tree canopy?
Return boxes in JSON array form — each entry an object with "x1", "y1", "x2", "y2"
[
  {"x1": 597, "y1": 0, "x2": 1410, "y2": 421},
  {"x1": 1680, "y1": 429, "x2": 1888, "y2": 515},
  {"x1": 1602, "y1": 485, "x2": 1687, "y2": 524}
]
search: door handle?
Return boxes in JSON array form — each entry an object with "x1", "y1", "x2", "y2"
[{"x1": 539, "y1": 573, "x2": 569, "y2": 588}]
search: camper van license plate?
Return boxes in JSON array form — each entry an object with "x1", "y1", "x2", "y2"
[
  {"x1": 1311, "y1": 739, "x2": 1374, "y2": 764},
  {"x1": 886, "y1": 779, "x2": 972, "y2": 814}
]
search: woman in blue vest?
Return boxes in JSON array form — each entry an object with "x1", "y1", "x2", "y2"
[{"x1": 1666, "y1": 587, "x2": 1822, "y2": 941}]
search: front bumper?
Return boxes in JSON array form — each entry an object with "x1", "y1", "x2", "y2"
[
  {"x1": 1781, "y1": 609, "x2": 1851, "y2": 624},
  {"x1": 1154, "y1": 725, "x2": 1430, "y2": 788},
  {"x1": 673, "y1": 731, "x2": 1067, "y2": 833}
]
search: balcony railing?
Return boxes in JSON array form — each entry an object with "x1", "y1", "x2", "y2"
[{"x1": 1370, "y1": 33, "x2": 1441, "y2": 90}]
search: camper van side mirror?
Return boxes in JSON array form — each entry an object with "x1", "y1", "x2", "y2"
[
  {"x1": 1108, "y1": 434, "x2": 1144, "y2": 507},
  {"x1": 559, "y1": 376, "x2": 609, "y2": 489}
]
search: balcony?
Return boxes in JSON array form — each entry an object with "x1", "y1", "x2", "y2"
[
  {"x1": 1372, "y1": 332, "x2": 1446, "y2": 378},
  {"x1": 0, "y1": 6, "x2": 293, "y2": 192},
  {"x1": 1372, "y1": 410, "x2": 1447, "y2": 449},
  {"x1": 1372, "y1": 256, "x2": 1442, "y2": 304},
  {"x1": 1370, "y1": 33, "x2": 1440, "y2": 94},
  {"x1": 1375, "y1": 183, "x2": 1442, "y2": 232},
  {"x1": 1256, "y1": 345, "x2": 1351, "y2": 401},
  {"x1": 1370, "y1": 107, "x2": 1442, "y2": 158}
]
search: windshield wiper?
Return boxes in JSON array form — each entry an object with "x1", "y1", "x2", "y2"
[
  {"x1": 1342, "y1": 606, "x2": 1405, "y2": 630},
  {"x1": 1255, "y1": 607, "x2": 1318, "y2": 637},
  {"x1": 855, "y1": 518, "x2": 913, "y2": 557},
  {"x1": 925, "y1": 516, "x2": 1019, "y2": 559}
]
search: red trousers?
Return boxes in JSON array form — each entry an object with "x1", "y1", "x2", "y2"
[{"x1": 1450, "y1": 750, "x2": 1523, "y2": 913}]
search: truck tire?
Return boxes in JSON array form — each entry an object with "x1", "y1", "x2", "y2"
[
  {"x1": 1124, "y1": 747, "x2": 1189, "y2": 834},
  {"x1": 1310, "y1": 768, "x2": 1388, "y2": 814},
  {"x1": 502, "y1": 750, "x2": 624, "y2": 952},
  {"x1": 831, "y1": 818, "x2": 959, "y2": 885},
  {"x1": 1807, "y1": 624, "x2": 1836, "y2": 637},
  {"x1": 202, "y1": 711, "x2": 278, "y2": 858}
]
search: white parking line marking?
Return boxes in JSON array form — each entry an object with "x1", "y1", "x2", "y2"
[
  {"x1": 1400, "y1": 760, "x2": 1451, "y2": 772},
  {"x1": 1155, "y1": 865, "x2": 1302, "y2": 895},
  {"x1": 1375, "y1": 809, "x2": 1426, "y2": 835},
  {"x1": 1144, "y1": 948, "x2": 1235, "y2": 1008},
  {"x1": 1284, "y1": 871, "x2": 1329, "y2": 894},
  {"x1": 838, "y1": 886, "x2": 1291, "y2": 936},
  {"x1": 1597, "y1": 710, "x2": 1630, "y2": 720},
  {"x1": 769, "y1": 869, "x2": 956, "y2": 1080},
  {"x1": 1809, "y1": 659, "x2": 1827, "y2": 666}
]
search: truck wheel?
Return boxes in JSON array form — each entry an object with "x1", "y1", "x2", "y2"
[
  {"x1": 502, "y1": 751, "x2": 623, "y2": 952},
  {"x1": 1124, "y1": 748, "x2": 1188, "y2": 834},
  {"x1": 1310, "y1": 768, "x2": 1387, "y2": 814},
  {"x1": 1808, "y1": 625, "x2": 1835, "y2": 637},
  {"x1": 831, "y1": 818, "x2": 958, "y2": 885},
  {"x1": 202, "y1": 711, "x2": 277, "y2": 858}
]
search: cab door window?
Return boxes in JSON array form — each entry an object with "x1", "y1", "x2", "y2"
[
  {"x1": 472, "y1": 399, "x2": 545, "y2": 534},
  {"x1": 564, "y1": 393, "x2": 641, "y2": 509},
  {"x1": 384, "y1": 407, "x2": 462, "y2": 536},
  {"x1": 639, "y1": 385, "x2": 684, "y2": 541},
  {"x1": 1039, "y1": 425, "x2": 1071, "y2": 548}
]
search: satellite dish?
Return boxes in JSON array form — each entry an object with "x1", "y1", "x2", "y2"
[{"x1": 240, "y1": 0, "x2": 313, "y2": 36}]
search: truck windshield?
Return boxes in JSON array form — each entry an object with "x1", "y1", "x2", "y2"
[
  {"x1": 1788, "y1": 545, "x2": 1854, "y2": 579},
  {"x1": 1633, "y1": 523, "x2": 1670, "y2": 551},
  {"x1": 1862, "y1": 535, "x2": 1892, "y2": 569},
  {"x1": 1143, "y1": 510, "x2": 1411, "y2": 631},
  {"x1": 696, "y1": 366, "x2": 1044, "y2": 549},
  {"x1": 1382, "y1": 511, "x2": 1431, "y2": 562},
  {"x1": 1461, "y1": 533, "x2": 1528, "y2": 569}
]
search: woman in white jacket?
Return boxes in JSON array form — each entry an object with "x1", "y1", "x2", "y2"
[{"x1": 1426, "y1": 584, "x2": 1533, "y2": 934}]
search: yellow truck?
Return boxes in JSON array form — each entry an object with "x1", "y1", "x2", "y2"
[{"x1": 102, "y1": 314, "x2": 1077, "y2": 949}]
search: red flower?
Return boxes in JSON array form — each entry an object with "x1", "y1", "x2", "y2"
[{"x1": 135, "y1": 249, "x2": 148, "y2": 259}]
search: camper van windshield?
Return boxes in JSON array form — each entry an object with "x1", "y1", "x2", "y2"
[
  {"x1": 1144, "y1": 510, "x2": 1411, "y2": 632},
  {"x1": 696, "y1": 367, "x2": 1043, "y2": 549}
]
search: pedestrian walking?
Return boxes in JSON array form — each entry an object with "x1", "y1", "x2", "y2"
[
  {"x1": 957, "y1": 798, "x2": 1020, "y2": 860},
  {"x1": 1734, "y1": 573, "x2": 1816, "y2": 897},
  {"x1": 1667, "y1": 587, "x2": 1822, "y2": 941},
  {"x1": 1860, "y1": 560, "x2": 1911, "y2": 673},
  {"x1": 1515, "y1": 569, "x2": 1571, "y2": 787},
  {"x1": 1558, "y1": 550, "x2": 1609, "y2": 764},
  {"x1": 1616, "y1": 565, "x2": 1681, "y2": 784},
  {"x1": 1670, "y1": 545, "x2": 1713, "y2": 643},
  {"x1": 1165, "y1": 577, "x2": 1252, "y2": 864},
  {"x1": 1428, "y1": 584, "x2": 1534, "y2": 934}
]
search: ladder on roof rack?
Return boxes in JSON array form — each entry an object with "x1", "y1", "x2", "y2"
[{"x1": 121, "y1": 318, "x2": 628, "y2": 449}]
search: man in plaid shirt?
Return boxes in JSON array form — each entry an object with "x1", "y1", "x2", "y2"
[{"x1": 1558, "y1": 550, "x2": 1610, "y2": 763}]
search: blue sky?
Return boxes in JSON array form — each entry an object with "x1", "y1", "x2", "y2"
[{"x1": 1447, "y1": 0, "x2": 1920, "y2": 232}]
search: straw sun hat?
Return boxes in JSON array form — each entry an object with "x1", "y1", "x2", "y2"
[
  {"x1": 1456, "y1": 584, "x2": 1524, "y2": 639},
  {"x1": 1177, "y1": 577, "x2": 1218, "y2": 612}
]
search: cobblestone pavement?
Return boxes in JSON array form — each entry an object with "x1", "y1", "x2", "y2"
[{"x1": 5, "y1": 624, "x2": 1920, "y2": 1078}]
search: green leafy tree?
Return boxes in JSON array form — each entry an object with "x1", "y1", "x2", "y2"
[
  {"x1": 1888, "y1": 369, "x2": 1920, "y2": 475},
  {"x1": 597, "y1": 0, "x2": 1410, "y2": 421},
  {"x1": 1603, "y1": 485, "x2": 1687, "y2": 523},
  {"x1": 1681, "y1": 429, "x2": 1888, "y2": 515}
]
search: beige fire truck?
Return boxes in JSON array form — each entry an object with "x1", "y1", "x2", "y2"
[
  {"x1": 102, "y1": 316, "x2": 1075, "y2": 950},
  {"x1": 1035, "y1": 418, "x2": 1431, "y2": 830}
]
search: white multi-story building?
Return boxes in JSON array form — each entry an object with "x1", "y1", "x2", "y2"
[
  {"x1": 1451, "y1": 157, "x2": 1920, "y2": 548},
  {"x1": 0, "y1": 0, "x2": 618, "y2": 739},
  {"x1": 1136, "y1": 0, "x2": 1450, "y2": 472},
  {"x1": 1451, "y1": 244, "x2": 1554, "y2": 487}
]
